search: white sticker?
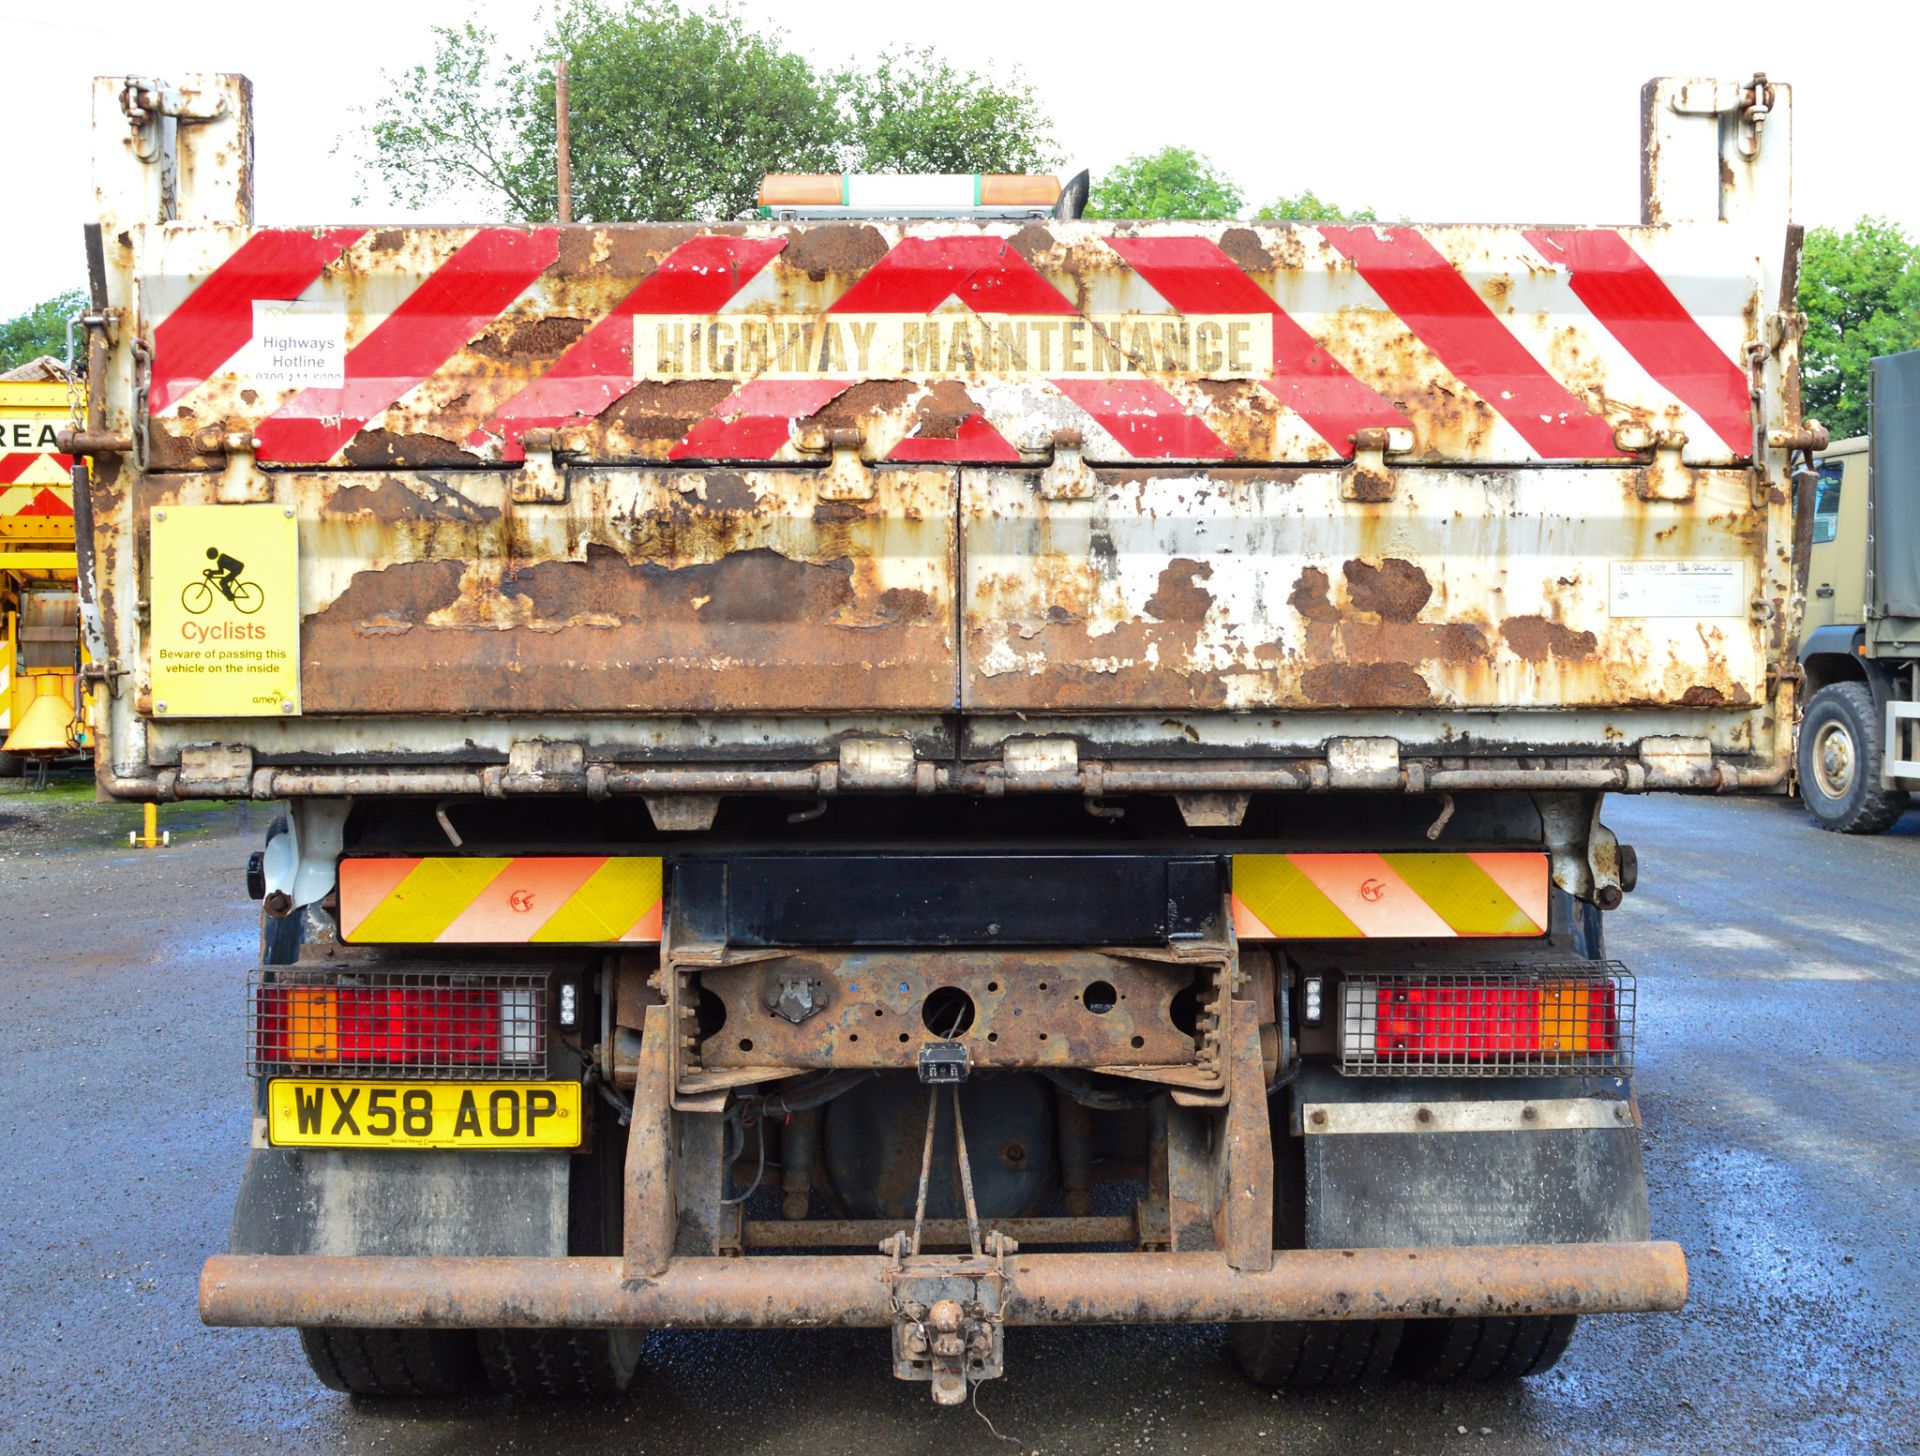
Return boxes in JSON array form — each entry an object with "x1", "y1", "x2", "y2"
[
  {"x1": 248, "y1": 300, "x2": 346, "y2": 390},
  {"x1": 1608, "y1": 560, "x2": 1745, "y2": 618}
]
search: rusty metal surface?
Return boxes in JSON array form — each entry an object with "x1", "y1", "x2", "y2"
[
  {"x1": 126, "y1": 465, "x2": 956, "y2": 716},
  {"x1": 126, "y1": 220, "x2": 1762, "y2": 472},
  {"x1": 963, "y1": 466, "x2": 1772, "y2": 713},
  {"x1": 82, "y1": 72, "x2": 1804, "y2": 796},
  {"x1": 743, "y1": 1216, "x2": 1136, "y2": 1249},
  {"x1": 699, "y1": 950, "x2": 1198, "y2": 1071},
  {"x1": 198, "y1": 1240, "x2": 1688, "y2": 1329}
]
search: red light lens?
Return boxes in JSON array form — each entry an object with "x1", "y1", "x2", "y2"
[
  {"x1": 334, "y1": 985, "x2": 503, "y2": 1064},
  {"x1": 1372, "y1": 979, "x2": 1618, "y2": 1059}
]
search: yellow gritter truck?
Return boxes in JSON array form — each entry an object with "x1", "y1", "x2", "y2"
[
  {"x1": 75, "y1": 72, "x2": 1814, "y2": 1403},
  {"x1": 0, "y1": 374, "x2": 88, "y2": 776}
]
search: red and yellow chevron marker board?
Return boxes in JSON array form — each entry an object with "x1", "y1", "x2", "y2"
[
  {"x1": 339, "y1": 857, "x2": 663, "y2": 944},
  {"x1": 1231, "y1": 852, "x2": 1548, "y2": 939},
  {"x1": 0, "y1": 381, "x2": 78, "y2": 502}
]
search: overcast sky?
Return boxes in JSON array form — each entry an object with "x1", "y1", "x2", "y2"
[{"x1": 2, "y1": 0, "x2": 1910, "y2": 320}]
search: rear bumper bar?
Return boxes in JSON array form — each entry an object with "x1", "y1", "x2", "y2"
[{"x1": 200, "y1": 1240, "x2": 1686, "y2": 1330}]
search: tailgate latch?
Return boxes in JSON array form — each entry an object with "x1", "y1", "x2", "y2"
[
  {"x1": 1038, "y1": 429, "x2": 1096, "y2": 501},
  {"x1": 1616, "y1": 425, "x2": 1695, "y2": 503},
  {"x1": 797, "y1": 427, "x2": 875, "y2": 502},
  {"x1": 1341, "y1": 426, "x2": 1412, "y2": 502}
]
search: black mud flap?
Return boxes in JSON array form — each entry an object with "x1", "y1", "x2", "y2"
[
  {"x1": 1293, "y1": 1069, "x2": 1650, "y2": 1247},
  {"x1": 230, "y1": 1149, "x2": 569, "y2": 1257}
]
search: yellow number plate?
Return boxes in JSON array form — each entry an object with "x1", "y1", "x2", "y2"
[{"x1": 266, "y1": 1079, "x2": 582, "y2": 1149}]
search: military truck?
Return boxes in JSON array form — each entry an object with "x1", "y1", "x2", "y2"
[
  {"x1": 1796, "y1": 351, "x2": 1920, "y2": 831},
  {"x1": 74, "y1": 72, "x2": 1810, "y2": 1404}
]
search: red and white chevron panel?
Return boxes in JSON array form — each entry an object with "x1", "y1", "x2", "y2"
[{"x1": 134, "y1": 221, "x2": 1760, "y2": 470}]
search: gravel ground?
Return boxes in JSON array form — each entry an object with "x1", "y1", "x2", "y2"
[{"x1": 0, "y1": 782, "x2": 1913, "y2": 1455}]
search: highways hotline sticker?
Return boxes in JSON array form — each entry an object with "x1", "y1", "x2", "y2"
[{"x1": 149, "y1": 504, "x2": 300, "y2": 717}]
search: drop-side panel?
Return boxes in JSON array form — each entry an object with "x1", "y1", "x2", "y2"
[
  {"x1": 960, "y1": 466, "x2": 1767, "y2": 714},
  {"x1": 146, "y1": 465, "x2": 958, "y2": 716},
  {"x1": 128, "y1": 220, "x2": 1761, "y2": 471}
]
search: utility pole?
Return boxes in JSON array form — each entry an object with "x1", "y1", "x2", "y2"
[{"x1": 556, "y1": 57, "x2": 573, "y2": 224}]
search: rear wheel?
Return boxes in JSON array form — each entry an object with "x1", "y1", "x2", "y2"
[
  {"x1": 1798, "y1": 682, "x2": 1909, "y2": 833},
  {"x1": 477, "y1": 1326, "x2": 644, "y2": 1400},
  {"x1": 1394, "y1": 1314, "x2": 1578, "y2": 1382},
  {"x1": 1229, "y1": 1099, "x2": 1402, "y2": 1389},
  {"x1": 298, "y1": 1327, "x2": 485, "y2": 1398},
  {"x1": 478, "y1": 1113, "x2": 645, "y2": 1397},
  {"x1": 0, "y1": 750, "x2": 23, "y2": 779}
]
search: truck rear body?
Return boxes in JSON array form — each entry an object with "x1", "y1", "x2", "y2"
[{"x1": 74, "y1": 73, "x2": 1812, "y2": 1401}]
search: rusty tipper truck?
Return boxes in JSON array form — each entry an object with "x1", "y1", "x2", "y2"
[{"x1": 77, "y1": 73, "x2": 1811, "y2": 1402}]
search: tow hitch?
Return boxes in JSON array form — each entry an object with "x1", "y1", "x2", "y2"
[
  {"x1": 883, "y1": 1040, "x2": 1010, "y2": 1403},
  {"x1": 883, "y1": 1231, "x2": 1012, "y2": 1404}
]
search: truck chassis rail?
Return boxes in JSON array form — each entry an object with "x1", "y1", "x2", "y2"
[{"x1": 201, "y1": 1241, "x2": 1687, "y2": 1330}]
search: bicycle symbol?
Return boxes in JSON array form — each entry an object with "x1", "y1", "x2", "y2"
[{"x1": 181, "y1": 546, "x2": 265, "y2": 616}]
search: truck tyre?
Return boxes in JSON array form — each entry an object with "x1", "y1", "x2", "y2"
[
  {"x1": 477, "y1": 1116, "x2": 644, "y2": 1397},
  {"x1": 298, "y1": 1328, "x2": 485, "y2": 1397},
  {"x1": 477, "y1": 1327, "x2": 644, "y2": 1400},
  {"x1": 1229, "y1": 1100, "x2": 1402, "y2": 1389},
  {"x1": 1394, "y1": 1314, "x2": 1577, "y2": 1382},
  {"x1": 0, "y1": 750, "x2": 23, "y2": 779},
  {"x1": 1798, "y1": 683, "x2": 1909, "y2": 834}
]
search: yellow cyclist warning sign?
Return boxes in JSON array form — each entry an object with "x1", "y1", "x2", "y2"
[{"x1": 150, "y1": 504, "x2": 300, "y2": 717}]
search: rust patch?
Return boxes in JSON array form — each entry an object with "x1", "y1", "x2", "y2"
[
  {"x1": 1679, "y1": 683, "x2": 1751, "y2": 707},
  {"x1": 321, "y1": 476, "x2": 499, "y2": 524},
  {"x1": 1288, "y1": 566, "x2": 1342, "y2": 622},
  {"x1": 690, "y1": 471, "x2": 758, "y2": 513},
  {"x1": 512, "y1": 544, "x2": 852, "y2": 623},
  {"x1": 1301, "y1": 661, "x2": 1433, "y2": 707},
  {"x1": 1303, "y1": 620, "x2": 1490, "y2": 669},
  {"x1": 876, "y1": 587, "x2": 936, "y2": 621},
  {"x1": 1004, "y1": 225, "x2": 1056, "y2": 263},
  {"x1": 782, "y1": 224, "x2": 889, "y2": 279},
  {"x1": 899, "y1": 379, "x2": 980, "y2": 441},
  {"x1": 1342, "y1": 558, "x2": 1432, "y2": 621},
  {"x1": 1217, "y1": 228, "x2": 1274, "y2": 274},
  {"x1": 341, "y1": 430, "x2": 485, "y2": 469},
  {"x1": 308, "y1": 558, "x2": 466, "y2": 640},
  {"x1": 467, "y1": 315, "x2": 590, "y2": 362},
  {"x1": 1502, "y1": 615, "x2": 1600, "y2": 663},
  {"x1": 807, "y1": 379, "x2": 916, "y2": 432},
  {"x1": 1144, "y1": 559, "x2": 1214, "y2": 623},
  {"x1": 601, "y1": 380, "x2": 738, "y2": 444},
  {"x1": 302, "y1": 545, "x2": 952, "y2": 715},
  {"x1": 811, "y1": 500, "x2": 869, "y2": 524}
]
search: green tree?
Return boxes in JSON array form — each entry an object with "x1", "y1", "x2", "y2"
[
  {"x1": 353, "y1": 2, "x2": 1058, "y2": 223},
  {"x1": 1799, "y1": 217, "x2": 1920, "y2": 440},
  {"x1": 0, "y1": 290, "x2": 86, "y2": 372},
  {"x1": 358, "y1": 4, "x2": 837, "y2": 221},
  {"x1": 833, "y1": 47, "x2": 1055, "y2": 175},
  {"x1": 1256, "y1": 189, "x2": 1377, "y2": 223},
  {"x1": 1085, "y1": 146, "x2": 1242, "y2": 220}
]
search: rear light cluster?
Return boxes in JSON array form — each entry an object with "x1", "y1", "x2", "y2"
[
  {"x1": 1337, "y1": 965, "x2": 1634, "y2": 1076},
  {"x1": 247, "y1": 972, "x2": 549, "y2": 1079}
]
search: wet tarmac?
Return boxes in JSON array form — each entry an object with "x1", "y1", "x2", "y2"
[{"x1": 0, "y1": 784, "x2": 1913, "y2": 1455}]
